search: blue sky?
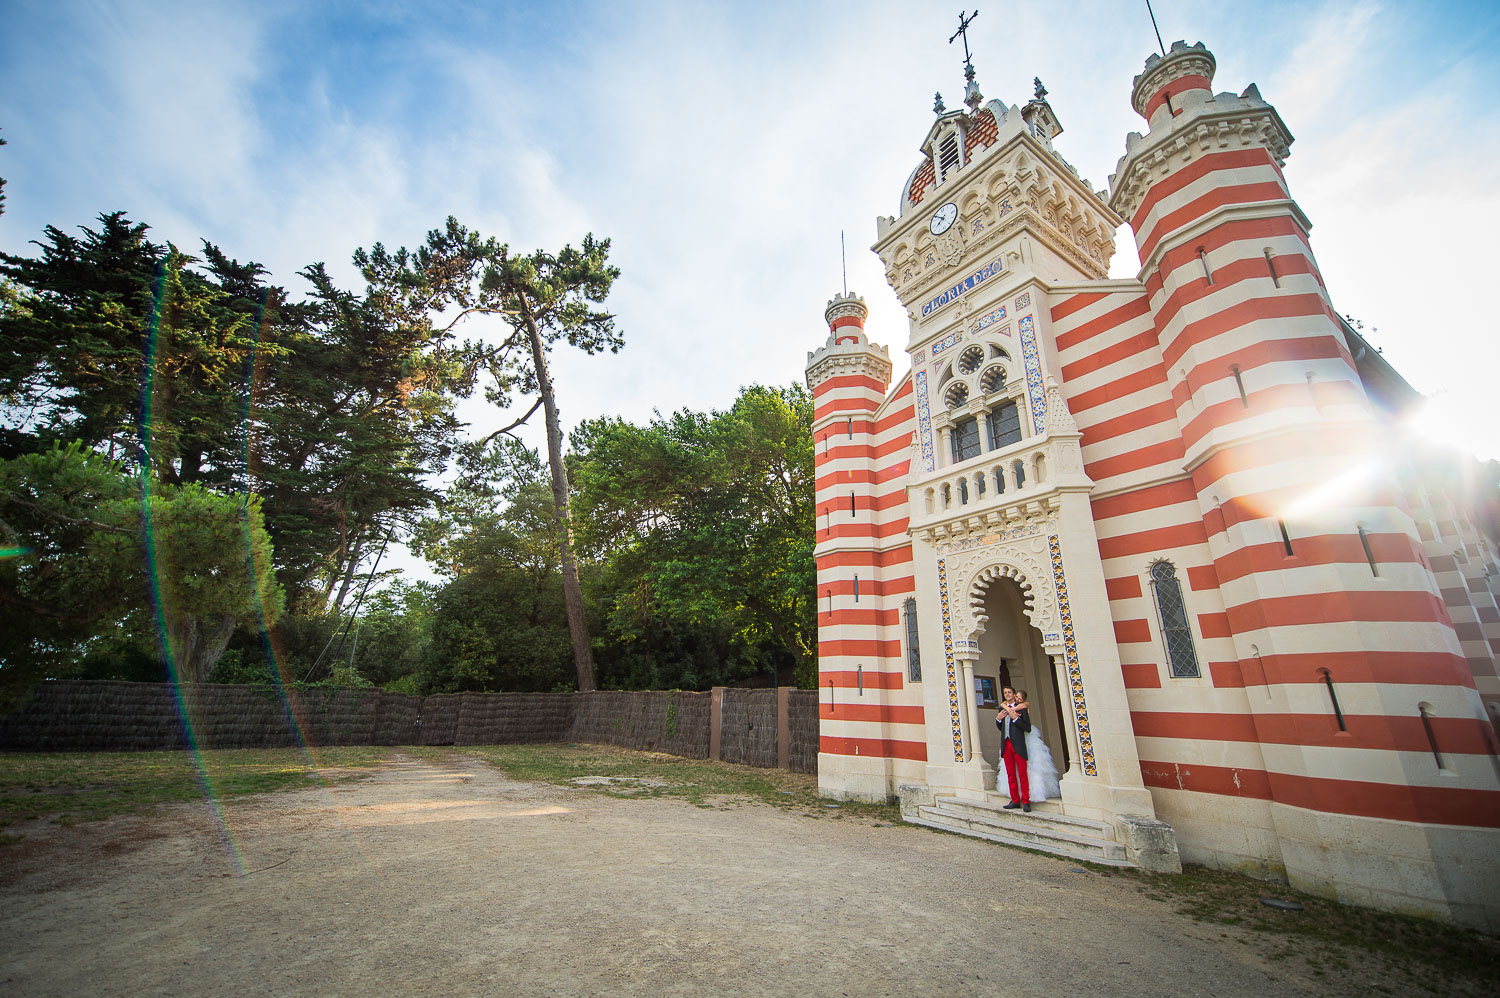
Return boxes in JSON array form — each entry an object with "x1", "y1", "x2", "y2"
[{"x1": 4, "y1": 0, "x2": 1498, "y2": 479}]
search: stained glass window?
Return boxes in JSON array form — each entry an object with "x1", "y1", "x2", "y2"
[
  {"x1": 904, "y1": 598, "x2": 921, "y2": 683},
  {"x1": 952, "y1": 417, "x2": 981, "y2": 462},
  {"x1": 1151, "y1": 561, "x2": 1200, "y2": 678}
]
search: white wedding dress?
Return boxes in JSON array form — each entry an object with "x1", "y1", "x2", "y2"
[{"x1": 1025, "y1": 727, "x2": 1062, "y2": 802}]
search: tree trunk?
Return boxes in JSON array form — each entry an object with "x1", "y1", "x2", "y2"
[
  {"x1": 522, "y1": 310, "x2": 596, "y2": 691},
  {"x1": 328, "y1": 530, "x2": 366, "y2": 615},
  {"x1": 187, "y1": 614, "x2": 237, "y2": 684}
]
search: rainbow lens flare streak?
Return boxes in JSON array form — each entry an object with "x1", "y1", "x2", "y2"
[
  {"x1": 237, "y1": 288, "x2": 383, "y2": 880},
  {"x1": 137, "y1": 260, "x2": 247, "y2": 875},
  {"x1": 137, "y1": 273, "x2": 380, "y2": 879}
]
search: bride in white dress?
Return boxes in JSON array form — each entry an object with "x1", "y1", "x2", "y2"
[{"x1": 1015, "y1": 690, "x2": 1062, "y2": 802}]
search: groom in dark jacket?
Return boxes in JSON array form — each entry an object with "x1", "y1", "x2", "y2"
[{"x1": 996, "y1": 686, "x2": 1031, "y2": 812}]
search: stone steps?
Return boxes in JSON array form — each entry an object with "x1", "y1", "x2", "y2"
[{"x1": 909, "y1": 794, "x2": 1131, "y2": 866}]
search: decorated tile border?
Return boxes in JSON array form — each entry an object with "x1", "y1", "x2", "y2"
[
  {"x1": 1015, "y1": 291, "x2": 1031, "y2": 310},
  {"x1": 1048, "y1": 534, "x2": 1097, "y2": 776},
  {"x1": 914, "y1": 370, "x2": 936, "y2": 473},
  {"x1": 973, "y1": 304, "x2": 1007, "y2": 334},
  {"x1": 937, "y1": 557, "x2": 964, "y2": 762},
  {"x1": 1018, "y1": 315, "x2": 1047, "y2": 434},
  {"x1": 930, "y1": 329, "x2": 963, "y2": 356},
  {"x1": 912, "y1": 349, "x2": 926, "y2": 363}
]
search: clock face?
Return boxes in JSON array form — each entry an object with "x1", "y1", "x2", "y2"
[{"x1": 929, "y1": 202, "x2": 959, "y2": 236}]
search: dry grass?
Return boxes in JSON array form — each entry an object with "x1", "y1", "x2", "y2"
[{"x1": 0, "y1": 747, "x2": 393, "y2": 828}]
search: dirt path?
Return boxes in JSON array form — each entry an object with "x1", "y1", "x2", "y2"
[{"x1": 0, "y1": 754, "x2": 1399, "y2": 996}]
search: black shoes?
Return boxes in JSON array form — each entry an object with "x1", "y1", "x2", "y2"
[
  {"x1": 1023, "y1": 803, "x2": 1031, "y2": 813},
  {"x1": 1003, "y1": 801, "x2": 1021, "y2": 810}
]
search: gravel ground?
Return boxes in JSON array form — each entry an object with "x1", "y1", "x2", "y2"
[{"x1": 0, "y1": 754, "x2": 1416, "y2": 997}]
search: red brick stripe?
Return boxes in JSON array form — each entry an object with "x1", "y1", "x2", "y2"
[
  {"x1": 1142, "y1": 74, "x2": 1212, "y2": 122},
  {"x1": 1141, "y1": 760, "x2": 1500, "y2": 827},
  {"x1": 820, "y1": 735, "x2": 927, "y2": 761},
  {"x1": 1133, "y1": 710, "x2": 1496, "y2": 754},
  {"x1": 1054, "y1": 295, "x2": 1153, "y2": 352}
]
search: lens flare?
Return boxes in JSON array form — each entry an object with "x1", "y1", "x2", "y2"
[{"x1": 138, "y1": 266, "x2": 380, "y2": 879}]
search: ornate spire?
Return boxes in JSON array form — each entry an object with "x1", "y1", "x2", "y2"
[
  {"x1": 1033, "y1": 77, "x2": 1048, "y2": 100},
  {"x1": 934, "y1": 91, "x2": 946, "y2": 115},
  {"x1": 949, "y1": 10, "x2": 984, "y2": 111},
  {"x1": 1044, "y1": 377, "x2": 1079, "y2": 435}
]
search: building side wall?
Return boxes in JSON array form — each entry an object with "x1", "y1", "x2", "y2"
[
  {"x1": 1110, "y1": 104, "x2": 1500, "y2": 925},
  {"x1": 813, "y1": 362, "x2": 926, "y2": 799},
  {"x1": 1047, "y1": 284, "x2": 1283, "y2": 864}
]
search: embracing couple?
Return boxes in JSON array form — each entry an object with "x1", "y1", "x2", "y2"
[{"x1": 994, "y1": 685, "x2": 1061, "y2": 811}]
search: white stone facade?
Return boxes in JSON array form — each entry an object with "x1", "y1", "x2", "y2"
[{"x1": 808, "y1": 41, "x2": 1500, "y2": 930}]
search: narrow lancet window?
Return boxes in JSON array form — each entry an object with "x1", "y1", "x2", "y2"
[
  {"x1": 987, "y1": 400, "x2": 1022, "y2": 450},
  {"x1": 1150, "y1": 561, "x2": 1200, "y2": 678},
  {"x1": 1232, "y1": 366, "x2": 1249, "y2": 407},
  {"x1": 1321, "y1": 670, "x2": 1347, "y2": 731},
  {"x1": 904, "y1": 598, "x2": 922, "y2": 683},
  {"x1": 1359, "y1": 527, "x2": 1379, "y2": 576}
]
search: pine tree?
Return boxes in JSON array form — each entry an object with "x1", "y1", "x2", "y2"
[{"x1": 358, "y1": 218, "x2": 621, "y2": 691}]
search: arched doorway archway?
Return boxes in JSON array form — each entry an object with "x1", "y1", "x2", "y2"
[{"x1": 969, "y1": 576, "x2": 1070, "y2": 787}]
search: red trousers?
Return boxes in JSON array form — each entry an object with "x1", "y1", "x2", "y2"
[{"x1": 1002, "y1": 740, "x2": 1030, "y2": 803}]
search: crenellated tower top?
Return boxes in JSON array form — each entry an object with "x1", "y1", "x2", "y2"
[
  {"x1": 1108, "y1": 41, "x2": 1293, "y2": 229},
  {"x1": 806, "y1": 291, "x2": 891, "y2": 389},
  {"x1": 1131, "y1": 40, "x2": 1216, "y2": 128}
]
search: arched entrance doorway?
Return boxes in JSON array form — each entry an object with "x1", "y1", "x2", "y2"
[{"x1": 971, "y1": 577, "x2": 1070, "y2": 791}]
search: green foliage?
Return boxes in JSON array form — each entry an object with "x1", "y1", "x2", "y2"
[
  {"x1": 571, "y1": 384, "x2": 816, "y2": 687},
  {"x1": 0, "y1": 442, "x2": 284, "y2": 699},
  {"x1": 344, "y1": 580, "x2": 435, "y2": 689},
  {"x1": 0, "y1": 210, "x2": 469, "y2": 623},
  {"x1": 0, "y1": 213, "x2": 283, "y2": 482},
  {"x1": 0, "y1": 442, "x2": 143, "y2": 697},
  {"x1": 360, "y1": 218, "x2": 623, "y2": 691},
  {"x1": 253, "y1": 260, "x2": 461, "y2": 614}
]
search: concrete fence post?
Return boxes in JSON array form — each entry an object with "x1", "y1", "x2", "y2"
[
  {"x1": 709, "y1": 686, "x2": 725, "y2": 762},
  {"x1": 777, "y1": 687, "x2": 791, "y2": 770}
]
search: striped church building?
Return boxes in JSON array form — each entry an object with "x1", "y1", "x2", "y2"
[{"x1": 807, "y1": 40, "x2": 1500, "y2": 929}]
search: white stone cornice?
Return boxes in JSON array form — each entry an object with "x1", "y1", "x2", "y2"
[
  {"x1": 1088, "y1": 470, "x2": 1193, "y2": 503},
  {"x1": 805, "y1": 351, "x2": 893, "y2": 390},
  {"x1": 1108, "y1": 104, "x2": 1295, "y2": 221}
]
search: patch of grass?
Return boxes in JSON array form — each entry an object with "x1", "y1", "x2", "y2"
[
  {"x1": 424, "y1": 743, "x2": 901, "y2": 823},
  {"x1": 1118, "y1": 864, "x2": 1500, "y2": 995},
  {"x1": 0, "y1": 747, "x2": 392, "y2": 829}
]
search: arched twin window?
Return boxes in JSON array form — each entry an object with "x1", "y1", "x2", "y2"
[{"x1": 1150, "y1": 561, "x2": 1200, "y2": 678}]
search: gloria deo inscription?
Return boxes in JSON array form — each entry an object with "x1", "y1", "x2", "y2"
[{"x1": 920, "y1": 254, "x2": 1006, "y2": 319}]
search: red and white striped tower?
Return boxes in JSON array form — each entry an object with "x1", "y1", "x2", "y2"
[
  {"x1": 807, "y1": 293, "x2": 926, "y2": 799},
  {"x1": 1110, "y1": 41, "x2": 1500, "y2": 920}
]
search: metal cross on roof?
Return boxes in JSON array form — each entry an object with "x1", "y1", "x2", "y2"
[{"x1": 949, "y1": 9, "x2": 980, "y2": 72}]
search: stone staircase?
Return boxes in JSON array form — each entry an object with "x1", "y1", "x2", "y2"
[{"x1": 908, "y1": 794, "x2": 1131, "y2": 866}]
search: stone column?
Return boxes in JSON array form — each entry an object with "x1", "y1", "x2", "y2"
[
  {"x1": 1049, "y1": 653, "x2": 1082, "y2": 774},
  {"x1": 959, "y1": 653, "x2": 980, "y2": 763}
]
